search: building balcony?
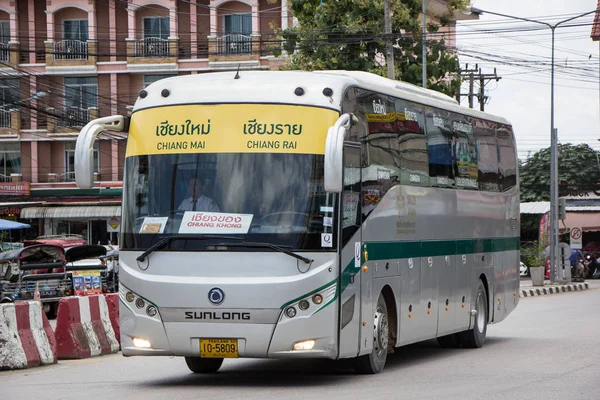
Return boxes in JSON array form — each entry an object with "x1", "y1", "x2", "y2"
[
  {"x1": 45, "y1": 40, "x2": 97, "y2": 67},
  {"x1": 0, "y1": 109, "x2": 20, "y2": 136},
  {"x1": 216, "y1": 35, "x2": 253, "y2": 56},
  {"x1": 0, "y1": 43, "x2": 9, "y2": 63},
  {"x1": 128, "y1": 37, "x2": 178, "y2": 64},
  {"x1": 41, "y1": 171, "x2": 101, "y2": 183},
  {"x1": 54, "y1": 40, "x2": 88, "y2": 61},
  {"x1": 46, "y1": 107, "x2": 98, "y2": 134}
]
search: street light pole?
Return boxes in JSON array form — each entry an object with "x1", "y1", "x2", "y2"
[
  {"x1": 469, "y1": 7, "x2": 600, "y2": 284},
  {"x1": 422, "y1": 0, "x2": 427, "y2": 88}
]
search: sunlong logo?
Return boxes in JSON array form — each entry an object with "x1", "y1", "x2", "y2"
[
  {"x1": 184, "y1": 311, "x2": 251, "y2": 320},
  {"x1": 208, "y1": 287, "x2": 225, "y2": 305}
]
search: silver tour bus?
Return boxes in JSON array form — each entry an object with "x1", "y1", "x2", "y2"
[{"x1": 75, "y1": 70, "x2": 520, "y2": 374}]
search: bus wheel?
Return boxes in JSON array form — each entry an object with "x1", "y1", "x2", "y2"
[
  {"x1": 354, "y1": 293, "x2": 389, "y2": 374},
  {"x1": 459, "y1": 280, "x2": 488, "y2": 348},
  {"x1": 184, "y1": 357, "x2": 223, "y2": 373}
]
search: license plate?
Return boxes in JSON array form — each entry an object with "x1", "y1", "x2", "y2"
[{"x1": 199, "y1": 339, "x2": 238, "y2": 358}]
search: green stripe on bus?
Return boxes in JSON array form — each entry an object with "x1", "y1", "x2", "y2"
[{"x1": 340, "y1": 236, "x2": 520, "y2": 294}]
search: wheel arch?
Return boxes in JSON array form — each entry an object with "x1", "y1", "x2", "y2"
[
  {"x1": 479, "y1": 273, "x2": 491, "y2": 323},
  {"x1": 380, "y1": 284, "x2": 397, "y2": 349}
]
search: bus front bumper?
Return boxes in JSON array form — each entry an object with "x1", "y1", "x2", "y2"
[{"x1": 120, "y1": 297, "x2": 338, "y2": 359}]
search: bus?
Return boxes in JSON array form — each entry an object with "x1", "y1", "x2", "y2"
[{"x1": 74, "y1": 70, "x2": 520, "y2": 375}]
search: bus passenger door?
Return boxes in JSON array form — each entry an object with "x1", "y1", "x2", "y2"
[{"x1": 338, "y1": 143, "x2": 364, "y2": 359}]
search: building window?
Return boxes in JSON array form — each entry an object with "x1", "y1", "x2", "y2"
[
  {"x1": 143, "y1": 17, "x2": 169, "y2": 39},
  {"x1": 63, "y1": 20, "x2": 89, "y2": 41},
  {"x1": 0, "y1": 21, "x2": 9, "y2": 44},
  {"x1": 64, "y1": 77, "x2": 97, "y2": 109},
  {"x1": 224, "y1": 14, "x2": 252, "y2": 35},
  {"x1": 143, "y1": 74, "x2": 175, "y2": 88},
  {"x1": 65, "y1": 141, "x2": 98, "y2": 178},
  {"x1": 0, "y1": 143, "x2": 21, "y2": 181},
  {"x1": 0, "y1": 78, "x2": 19, "y2": 108}
]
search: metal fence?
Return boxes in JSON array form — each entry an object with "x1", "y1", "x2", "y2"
[
  {"x1": 56, "y1": 107, "x2": 90, "y2": 128},
  {"x1": 54, "y1": 40, "x2": 89, "y2": 61},
  {"x1": 0, "y1": 108, "x2": 11, "y2": 128},
  {"x1": 216, "y1": 34, "x2": 252, "y2": 55},
  {"x1": 133, "y1": 37, "x2": 170, "y2": 58},
  {"x1": 0, "y1": 43, "x2": 9, "y2": 62}
]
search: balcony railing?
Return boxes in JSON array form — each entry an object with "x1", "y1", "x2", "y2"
[
  {"x1": 54, "y1": 40, "x2": 88, "y2": 61},
  {"x1": 0, "y1": 109, "x2": 11, "y2": 128},
  {"x1": 133, "y1": 37, "x2": 170, "y2": 58},
  {"x1": 56, "y1": 107, "x2": 91, "y2": 129},
  {"x1": 42, "y1": 171, "x2": 101, "y2": 183},
  {"x1": 0, "y1": 43, "x2": 9, "y2": 62},
  {"x1": 216, "y1": 34, "x2": 252, "y2": 55}
]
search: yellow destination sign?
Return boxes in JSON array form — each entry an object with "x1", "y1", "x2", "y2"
[{"x1": 126, "y1": 104, "x2": 340, "y2": 157}]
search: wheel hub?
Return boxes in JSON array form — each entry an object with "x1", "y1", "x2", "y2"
[{"x1": 374, "y1": 308, "x2": 389, "y2": 353}]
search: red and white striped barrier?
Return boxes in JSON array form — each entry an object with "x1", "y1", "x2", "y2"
[
  {"x1": 104, "y1": 293, "x2": 120, "y2": 344},
  {"x1": 0, "y1": 301, "x2": 57, "y2": 370},
  {"x1": 55, "y1": 295, "x2": 120, "y2": 359}
]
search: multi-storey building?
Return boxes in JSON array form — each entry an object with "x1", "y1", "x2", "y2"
[{"x1": 0, "y1": 0, "x2": 473, "y2": 245}]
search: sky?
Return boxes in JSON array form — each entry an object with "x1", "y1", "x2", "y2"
[{"x1": 455, "y1": 0, "x2": 600, "y2": 160}]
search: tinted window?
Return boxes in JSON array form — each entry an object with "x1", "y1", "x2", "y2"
[
  {"x1": 474, "y1": 119, "x2": 499, "y2": 192},
  {"x1": 395, "y1": 99, "x2": 429, "y2": 186},
  {"x1": 497, "y1": 125, "x2": 517, "y2": 191},
  {"x1": 355, "y1": 90, "x2": 397, "y2": 219},
  {"x1": 424, "y1": 106, "x2": 454, "y2": 186},
  {"x1": 451, "y1": 114, "x2": 478, "y2": 189}
]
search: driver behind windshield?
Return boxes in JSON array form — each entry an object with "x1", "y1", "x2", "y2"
[{"x1": 177, "y1": 177, "x2": 220, "y2": 212}]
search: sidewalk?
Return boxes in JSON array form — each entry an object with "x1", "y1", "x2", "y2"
[{"x1": 519, "y1": 277, "x2": 600, "y2": 297}]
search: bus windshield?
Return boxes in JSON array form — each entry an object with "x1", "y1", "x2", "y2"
[{"x1": 122, "y1": 153, "x2": 337, "y2": 252}]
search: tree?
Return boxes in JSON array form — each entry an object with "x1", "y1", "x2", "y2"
[
  {"x1": 519, "y1": 143, "x2": 600, "y2": 202},
  {"x1": 274, "y1": 0, "x2": 469, "y2": 97}
]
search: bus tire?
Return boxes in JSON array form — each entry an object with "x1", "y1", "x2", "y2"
[
  {"x1": 459, "y1": 280, "x2": 488, "y2": 348},
  {"x1": 184, "y1": 357, "x2": 223, "y2": 373},
  {"x1": 354, "y1": 293, "x2": 389, "y2": 374}
]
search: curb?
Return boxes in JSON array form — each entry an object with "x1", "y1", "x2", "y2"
[{"x1": 520, "y1": 282, "x2": 589, "y2": 297}]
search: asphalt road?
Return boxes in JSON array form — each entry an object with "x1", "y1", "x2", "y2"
[{"x1": 3, "y1": 287, "x2": 599, "y2": 400}]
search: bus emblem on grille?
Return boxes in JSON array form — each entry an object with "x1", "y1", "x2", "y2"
[{"x1": 208, "y1": 288, "x2": 225, "y2": 305}]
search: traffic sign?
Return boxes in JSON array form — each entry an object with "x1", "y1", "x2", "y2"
[{"x1": 570, "y1": 227, "x2": 582, "y2": 249}]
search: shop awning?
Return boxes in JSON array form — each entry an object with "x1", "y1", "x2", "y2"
[
  {"x1": 20, "y1": 206, "x2": 121, "y2": 219},
  {"x1": 563, "y1": 212, "x2": 600, "y2": 232}
]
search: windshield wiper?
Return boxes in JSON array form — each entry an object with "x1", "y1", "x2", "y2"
[
  {"x1": 136, "y1": 235, "x2": 243, "y2": 262},
  {"x1": 216, "y1": 241, "x2": 313, "y2": 264}
]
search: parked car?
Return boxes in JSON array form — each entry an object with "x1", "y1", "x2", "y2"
[{"x1": 520, "y1": 261, "x2": 529, "y2": 277}]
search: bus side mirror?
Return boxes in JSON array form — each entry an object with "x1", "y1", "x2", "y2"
[
  {"x1": 324, "y1": 114, "x2": 352, "y2": 193},
  {"x1": 75, "y1": 116, "x2": 128, "y2": 189}
]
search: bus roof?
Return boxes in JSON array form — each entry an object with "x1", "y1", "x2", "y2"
[{"x1": 136, "y1": 70, "x2": 511, "y2": 126}]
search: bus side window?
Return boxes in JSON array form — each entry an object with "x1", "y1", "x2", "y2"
[
  {"x1": 341, "y1": 144, "x2": 361, "y2": 247},
  {"x1": 424, "y1": 106, "x2": 454, "y2": 187},
  {"x1": 497, "y1": 125, "x2": 517, "y2": 191},
  {"x1": 395, "y1": 99, "x2": 429, "y2": 186},
  {"x1": 450, "y1": 113, "x2": 478, "y2": 190},
  {"x1": 474, "y1": 120, "x2": 499, "y2": 192}
]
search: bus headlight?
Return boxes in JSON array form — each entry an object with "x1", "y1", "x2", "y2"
[
  {"x1": 298, "y1": 300, "x2": 310, "y2": 310},
  {"x1": 135, "y1": 298, "x2": 145, "y2": 309},
  {"x1": 125, "y1": 292, "x2": 134, "y2": 302},
  {"x1": 132, "y1": 338, "x2": 151, "y2": 348},
  {"x1": 312, "y1": 294, "x2": 323, "y2": 305},
  {"x1": 146, "y1": 305, "x2": 158, "y2": 317},
  {"x1": 293, "y1": 339, "x2": 315, "y2": 351}
]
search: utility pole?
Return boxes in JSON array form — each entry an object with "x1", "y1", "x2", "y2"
[
  {"x1": 456, "y1": 64, "x2": 478, "y2": 105},
  {"x1": 476, "y1": 68, "x2": 501, "y2": 111},
  {"x1": 384, "y1": 0, "x2": 394, "y2": 79},
  {"x1": 456, "y1": 64, "x2": 501, "y2": 110}
]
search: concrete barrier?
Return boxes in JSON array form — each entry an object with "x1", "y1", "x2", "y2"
[
  {"x1": 104, "y1": 293, "x2": 120, "y2": 344},
  {"x1": 0, "y1": 301, "x2": 57, "y2": 370},
  {"x1": 55, "y1": 295, "x2": 120, "y2": 359}
]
